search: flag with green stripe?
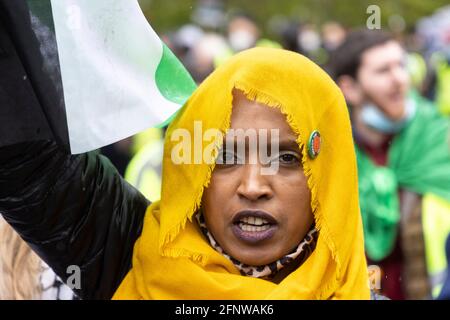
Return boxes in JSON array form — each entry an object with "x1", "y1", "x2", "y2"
[{"x1": 0, "y1": 0, "x2": 196, "y2": 154}]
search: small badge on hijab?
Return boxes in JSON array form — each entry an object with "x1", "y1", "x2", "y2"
[{"x1": 308, "y1": 130, "x2": 321, "y2": 159}]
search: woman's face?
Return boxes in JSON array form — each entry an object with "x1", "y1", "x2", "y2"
[{"x1": 202, "y1": 91, "x2": 314, "y2": 266}]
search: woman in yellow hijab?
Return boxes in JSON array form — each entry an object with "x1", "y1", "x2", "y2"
[{"x1": 113, "y1": 47, "x2": 370, "y2": 300}]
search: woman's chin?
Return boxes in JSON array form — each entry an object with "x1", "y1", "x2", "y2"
[{"x1": 228, "y1": 247, "x2": 282, "y2": 267}]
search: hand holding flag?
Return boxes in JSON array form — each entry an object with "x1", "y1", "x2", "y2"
[{"x1": 0, "y1": 0, "x2": 196, "y2": 154}]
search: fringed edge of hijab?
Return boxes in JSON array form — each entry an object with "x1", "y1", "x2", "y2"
[
  {"x1": 158, "y1": 81, "x2": 235, "y2": 265},
  {"x1": 159, "y1": 81, "x2": 341, "y2": 283}
]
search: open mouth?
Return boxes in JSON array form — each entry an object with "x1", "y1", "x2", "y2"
[
  {"x1": 232, "y1": 210, "x2": 278, "y2": 243},
  {"x1": 237, "y1": 216, "x2": 273, "y2": 232}
]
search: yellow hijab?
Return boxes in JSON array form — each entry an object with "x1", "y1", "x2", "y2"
[{"x1": 113, "y1": 47, "x2": 370, "y2": 300}]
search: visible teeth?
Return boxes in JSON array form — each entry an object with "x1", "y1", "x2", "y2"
[
  {"x1": 239, "y1": 223, "x2": 271, "y2": 232},
  {"x1": 240, "y1": 216, "x2": 269, "y2": 226},
  {"x1": 254, "y1": 217, "x2": 265, "y2": 226}
]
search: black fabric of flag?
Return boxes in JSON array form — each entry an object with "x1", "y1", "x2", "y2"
[
  {"x1": 0, "y1": 0, "x2": 69, "y2": 151},
  {"x1": 1, "y1": 0, "x2": 195, "y2": 154}
]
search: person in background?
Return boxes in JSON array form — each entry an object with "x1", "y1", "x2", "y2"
[
  {"x1": 125, "y1": 128, "x2": 165, "y2": 203},
  {"x1": 185, "y1": 32, "x2": 232, "y2": 83},
  {"x1": 321, "y1": 22, "x2": 346, "y2": 52},
  {"x1": 0, "y1": 218, "x2": 77, "y2": 300},
  {"x1": 438, "y1": 233, "x2": 450, "y2": 299},
  {"x1": 415, "y1": 6, "x2": 450, "y2": 116},
  {"x1": 227, "y1": 13, "x2": 260, "y2": 53},
  {"x1": 328, "y1": 29, "x2": 450, "y2": 300},
  {"x1": 434, "y1": 53, "x2": 450, "y2": 116}
]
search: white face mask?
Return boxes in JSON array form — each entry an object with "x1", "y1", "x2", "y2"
[
  {"x1": 297, "y1": 30, "x2": 321, "y2": 53},
  {"x1": 228, "y1": 30, "x2": 256, "y2": 52},
  {"x1": 361, "y1": 99, "x2": 417, "y2": 134}
]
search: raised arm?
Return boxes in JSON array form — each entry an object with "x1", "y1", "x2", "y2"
[{"x1": 0, "y1": 141, "x2": 149, "y2": 299}]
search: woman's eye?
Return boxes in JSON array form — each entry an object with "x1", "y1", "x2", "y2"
[
  {"x1": 278, "y1": 151, "x2": 300, "y2": 165},
  {"x1": 217, "y1": 149, "x2": 237, "y2": 165}
]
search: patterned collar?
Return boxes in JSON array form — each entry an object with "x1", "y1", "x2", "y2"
[{"x1": 196, "y1": 213, "x2": 318, "y2": 279}]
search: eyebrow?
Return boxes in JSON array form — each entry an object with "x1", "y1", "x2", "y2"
[
  {"x1": 278, "y1": 139, "x2": 300, "y2": 151},
  {"x1": 221, "y1": 138, "x2": 300, "y2": 151}
]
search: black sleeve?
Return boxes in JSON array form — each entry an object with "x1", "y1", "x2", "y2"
[{"x1": 0, "y1": 141, "x2": 149, "y2": 299}]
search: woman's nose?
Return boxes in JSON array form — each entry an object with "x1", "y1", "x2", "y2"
[{"x1": 236, "y1": 164, "x2": 274, "y2": 201}]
